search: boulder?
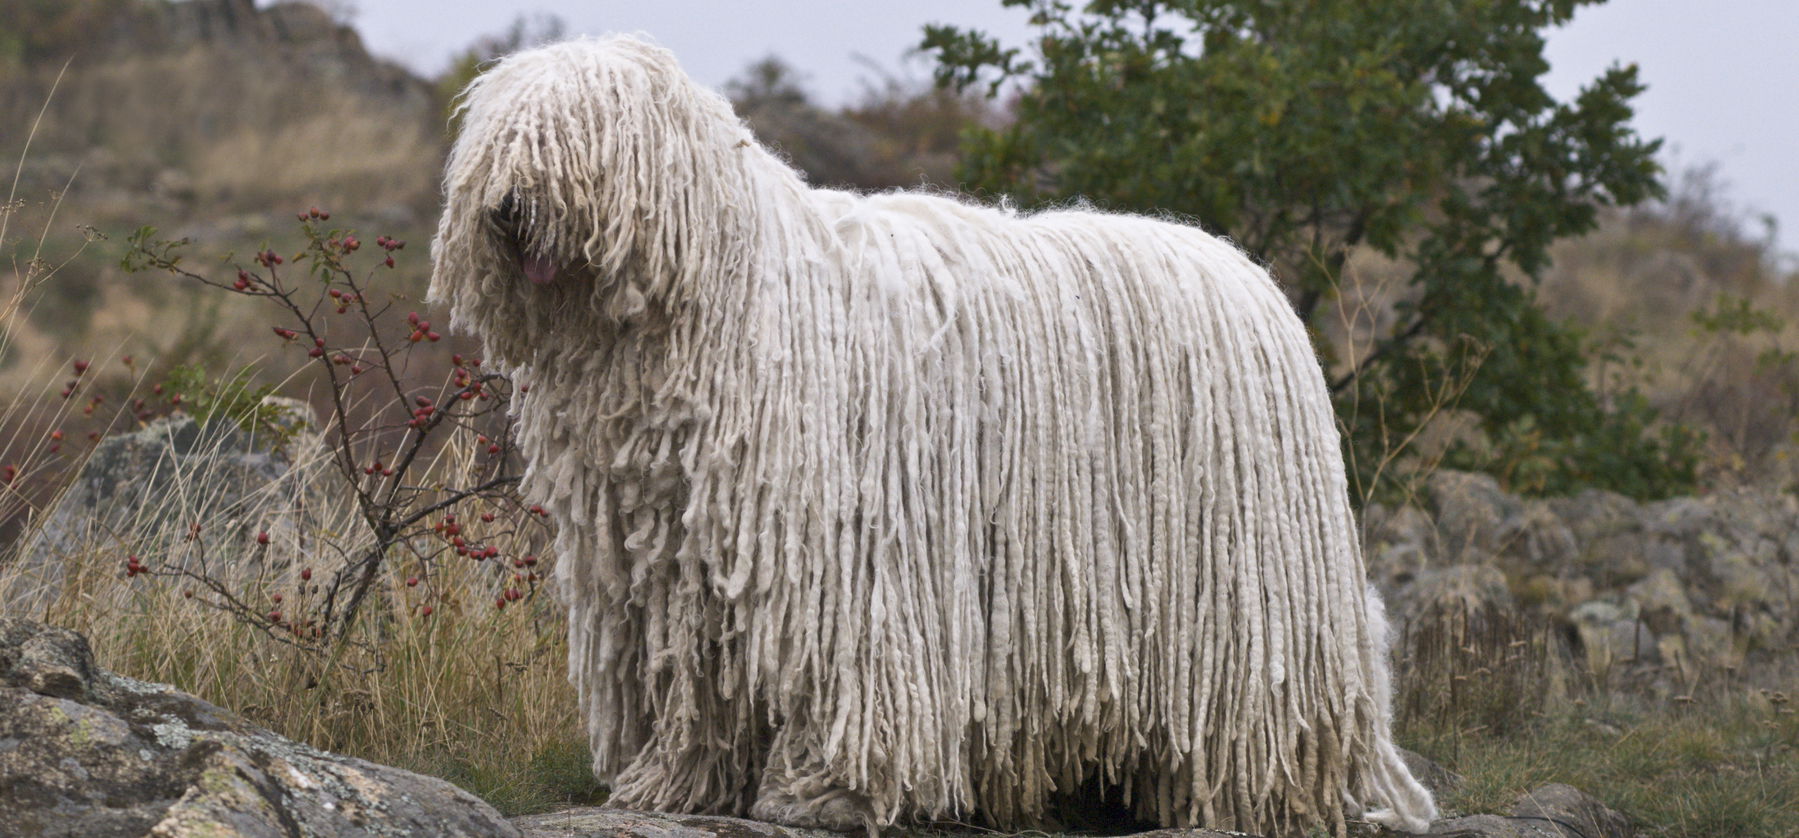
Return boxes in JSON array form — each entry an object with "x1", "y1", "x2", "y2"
[
  {"x1": 1395, "y1": 564, "x2": 1516, "y2": 631},
  {"x1": 1494, "y1": 500, "x2": 1578, "y2": 573},
  {"x1": 1568, "y1": 599, "x2": 1658, "y2": 672},
  {"x1": 1362, "y1": 502, "x2": 1438, "y2": 598},
  {"x1": 1421, "y1": 783, "x2": 1636, "y2": 837},
  {"x1": 1512, "y1": 784, "x2": 1635, "y2": 838},
  {"x1": 0, "y1": 617, "x2": 518, "y2": 837},
  {"x1": 1426, "y1": 471, "x2": 1521, "y2": 562},
  {"x1": 4, "y1": 402, "x2": 326, "y2": 610}
]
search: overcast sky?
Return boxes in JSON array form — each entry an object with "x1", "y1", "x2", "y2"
[{"x1": 343, "y1": 0, "x2": 1798, "y2": 256}]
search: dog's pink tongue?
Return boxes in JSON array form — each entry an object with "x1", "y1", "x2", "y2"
[{"x1": 523, "y1": 252, "x2": 557, "y2": 285}]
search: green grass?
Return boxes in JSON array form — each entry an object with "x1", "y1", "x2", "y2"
[
  {"x1": 1405, "y1": 694, "x2": 1799, "y2": 838},
  {"x1": 412, "y1": 737, "x2": 607, "y2": 816}
]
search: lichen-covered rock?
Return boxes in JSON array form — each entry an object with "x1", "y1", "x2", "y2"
[{"x1": 0, "y1": 618, "x2": 518, "y2": 837}]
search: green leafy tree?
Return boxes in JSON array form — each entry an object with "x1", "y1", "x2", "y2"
[{"x1": 925, "y1": 0, "x2": 1699, "y2": 499}]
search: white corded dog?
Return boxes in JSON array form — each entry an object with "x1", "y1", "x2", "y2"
[{"x1": 430, "y1": 34, "x2": 1435, "y2": 836}]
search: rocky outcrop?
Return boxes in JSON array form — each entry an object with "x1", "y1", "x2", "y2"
[
  {"x1": 101, "y1": 0, "x2": 430, "y2": 110},
  {"x1": 1366, "y1": 470, "x2": 1799, "y2": 691},
  {"x1": 0, "y1": 617, "x2": 518, "y2": 837}
]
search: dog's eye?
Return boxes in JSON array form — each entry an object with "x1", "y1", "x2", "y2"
[{"x1": 491, "y1": 192, "x2": 524, "y2": 241}]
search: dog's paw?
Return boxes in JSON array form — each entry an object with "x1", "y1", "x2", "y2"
[{"x1": 749, "y1": 786, "x2": 874, "y2": 833}]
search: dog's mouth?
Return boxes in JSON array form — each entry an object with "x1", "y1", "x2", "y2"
[
  {"x1": 521, "y1": 251, "x2": 557, "y2": 285},
  {"x1": 492, "y1": 191, "x2": 558, "y2": 285}
]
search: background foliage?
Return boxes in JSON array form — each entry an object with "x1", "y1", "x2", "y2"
[{"x1": 924, "y1": 0, "x2": 1703, "y2": 500}]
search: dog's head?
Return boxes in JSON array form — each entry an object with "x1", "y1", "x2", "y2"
[{"x1": 429, "y1": 36, "x2": 762, "y2": 363}]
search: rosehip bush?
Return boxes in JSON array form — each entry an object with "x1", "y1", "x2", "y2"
[{"x1": 120, "y1": 210, "x2": 548, "y2": 654}]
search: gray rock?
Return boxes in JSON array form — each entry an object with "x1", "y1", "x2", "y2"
[
  {"x1": 513, "y1": 809, "x2": 847, "y2": 838},
  {"x1": 1363, "y1": 503, "x2": 1439, "y2": 598},
  {"x1": 1421, "y1": 783, "x2": 1636, "y2": 837},
  {"x1": 5, "y1": 402, "x2": 326, "y2": 609},
  {"x1": 0, "y1": 617, "x2": 518, "y2": 837},
  {"x1": 1427, "y1": 471, "x2": 1521, "y2": 562},
  {"x1": 1423, "y1": 814, "x2": 1539, "y2": 837},
  {"x1": 1511, "y1": 783, "x2": 1635, "y2": 838},
  {"x1": 1396, "y1": 564, "x2": 1516, "y2": 630},
  {"x1": 1546, "y1": 489, "x2": 1638, "y2": 547},
  {"x1": 1568, "y1": 599, "x2": 1658, "y2": 671},
  {"x1": 511, "y1": 808, "x2": 1256, "y2": 838},
  {"x1": 1379, "y1": 470, "x2": 1799, "y2": 687},
  {"x1": 1494, "y1": 501, "x2": 1578, "y2": 572}
]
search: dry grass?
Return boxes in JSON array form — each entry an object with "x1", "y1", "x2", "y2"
[
  {"x1": 1538, "y1": 185, "x2": 1799, "y2": 489},
  {"x1": 4, "y1": 100, "x2": 592, "y2": 810},
  {"x1": 1393, "y1": 600, "x2": 1799, "y2": 838},
  {"x1": 1407, "y1": 697, "x2": 1799, "y2": 838},
  {"x1": 0, "y1": 412, "x2": 598, "y2": 815}
]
